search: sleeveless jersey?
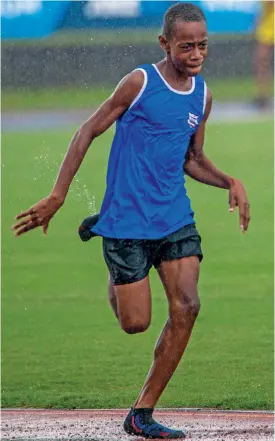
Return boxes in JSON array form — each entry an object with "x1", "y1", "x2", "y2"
[{"x1": 92, "y1": 63, "x2": 207, "y2": 239}]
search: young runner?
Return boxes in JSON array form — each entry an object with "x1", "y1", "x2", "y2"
[{"x1": 13, "y1": 3, "x2": 250, "y2": 438}]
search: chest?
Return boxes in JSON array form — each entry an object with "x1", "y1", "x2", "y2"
[{"x1": 137, "y1": 86, "x2": 204, "y2": 135}]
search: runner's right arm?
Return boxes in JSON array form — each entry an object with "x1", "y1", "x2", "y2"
[
  {"x1": 12, "y1": 71, "x2": 144, "y2": 237},
  {"x1": 184, "y1": 89, "x2": 250, "y2": 233}
]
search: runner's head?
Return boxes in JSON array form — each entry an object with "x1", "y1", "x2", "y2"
[{"x1": 159, "y1": 2, "x2": 208, "y2": 76}]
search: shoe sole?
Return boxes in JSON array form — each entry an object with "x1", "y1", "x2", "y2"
[{"x1": 123, "y1": 420, "x2": 185, "y2": 439}]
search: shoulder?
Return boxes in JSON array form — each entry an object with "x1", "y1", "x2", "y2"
[
  {"x1": 114, "y1": 69, "x2": 146, "y2": 96},
  {"x1": 128, "y1": 68, "x2": 147, "y2": 85},
  {"x1": 110, "y1": 69, "x2": 147, "y2": 107},
  {"x1": 117, "y1": 68, "x2": 146, "y2": 91}
]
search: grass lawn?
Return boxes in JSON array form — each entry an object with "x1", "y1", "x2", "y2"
[
  {"x1": 2, "y1": 78, "x2": 263, "y2": 112},
  {"x1": 2, "y1": 119, "x2": 273, "y2": 409}
]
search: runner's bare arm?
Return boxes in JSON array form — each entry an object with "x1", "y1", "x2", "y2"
[
  {"x1": 49, "y1": 70, "x2": 144, "y2": 204},
  {"x1": 12, "y1": 70, "x2": 145, "y2": 237},
  {"x1": 184, "y1": 89, "x2": 233, "y2": 188},
  {"x1": 184, "y1": 88, "x2": 250, "y2": 232}
]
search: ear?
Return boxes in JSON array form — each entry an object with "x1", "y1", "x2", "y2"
[{"x1": 158, "y1": 35, "x2": 170, "y2": 53}]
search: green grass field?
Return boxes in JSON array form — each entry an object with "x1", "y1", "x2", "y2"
[
  {"x1": 2, "y1": 78, "x2": 265, "y2": 111},
  {"x1": 2, "y1": 119, "x2": 273, "y2": 410}
]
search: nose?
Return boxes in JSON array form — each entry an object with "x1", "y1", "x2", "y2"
[{"x1": 191, "y1": 46, "x2": 203, "y2": 60}]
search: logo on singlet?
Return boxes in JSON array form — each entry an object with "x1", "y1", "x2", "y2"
[{"x1": 187, "y1": 112, "x2": 199, "y2": 128}]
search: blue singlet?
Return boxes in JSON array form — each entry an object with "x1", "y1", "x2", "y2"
[{"x1": 92, "y1": 63, "x2": 207, "y2": 239}]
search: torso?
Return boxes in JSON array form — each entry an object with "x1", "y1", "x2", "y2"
[{"x1": 92, "y1": 64, "x2": 207, "y2": 240}]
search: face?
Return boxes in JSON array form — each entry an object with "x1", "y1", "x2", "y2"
[{"x1": 159, "y1": 20, "x2": 208, "y2": 76}]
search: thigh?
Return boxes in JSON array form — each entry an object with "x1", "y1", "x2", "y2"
[
  {"x1": 114, "y1": 276, "x2": 152, "y2": 327},
  {"x1": 157, "y1": 256, "x2": 200, "y2": 306},
  {"x1": 103, "y1": 238, "x2": 153, "y2": 324}
]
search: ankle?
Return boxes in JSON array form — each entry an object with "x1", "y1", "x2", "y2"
[{"x1": 133, "y1": 403, "x2": 155, "y2": 410}]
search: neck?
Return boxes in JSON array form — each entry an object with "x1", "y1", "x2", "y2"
[{"x1": 160, "y1": 57, "x2": 189, "y2": 82}]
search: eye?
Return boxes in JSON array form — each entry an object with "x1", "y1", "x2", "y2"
[
  {"x1": 180, "y1": 44, "x2": 193, "y2": 52},
  {"x1": 198, "y1": 42, "x2": 208, "y2": 50}
]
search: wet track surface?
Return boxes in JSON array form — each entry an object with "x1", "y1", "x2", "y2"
[
  {"x1": 2, "y1": 408, "x2": 274, "y2": 441},
  {"x1": 2, "y1": 102, "x2": 272, "y2": 133}
]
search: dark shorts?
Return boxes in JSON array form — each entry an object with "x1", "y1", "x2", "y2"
[{"x1": 103, "y1": 223, "x2": 203, "y2": 286}]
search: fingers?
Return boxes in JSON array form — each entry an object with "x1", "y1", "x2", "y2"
[
  {"x1": 12, "y1": 213, "x2": 44, "y2": 237},
  {"x1": 42, "y1": 222, "x2": 49, "y2": 235},
  {"x1": 228, "y1": 192, "x2": 237, "y2": 212},
  {"x1": 12, "y1": 212, "x2": 39, "y2": 231},
  {"x1": 12, "y1": 214, "x2": 37, "y2": 231},
  {"x1": 13, "y1": 198, "x2": 55, "y2": 237},
  {"x1": 13, "y1": 219, "x2": 39, "y2": 237},
  {"x1": 229, "y1": 183, "x2": 250, "y2": 233},
  {"x1": 15, "y1": 207, "x2": 36, "y2": 220},
  {"x1": 243, "y1": 202, "x2": 251, "y2": 232},
  {"x1": 229, "y1": 189, "x2": 251, "y2": 233},
  {"x1": 239, "y1": 201, "x2": 250, "y2": 234}
]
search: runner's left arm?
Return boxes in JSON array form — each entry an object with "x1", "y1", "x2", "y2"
[
  {"x1": 183, "y1": 88, "x2": 250, "y2": 233},
  {"x1": 12, "y1": 70, "x2": 145, "y2": 237}
]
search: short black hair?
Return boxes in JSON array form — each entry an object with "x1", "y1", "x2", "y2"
[{"x1": 163, "y1": 2, "x2": 206, "y2": 40}]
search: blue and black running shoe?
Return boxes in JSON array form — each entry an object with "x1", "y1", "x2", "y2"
[
  {"x1": 78, "y1": 213, "x2": 99, "y2": 242},
  {"x1": 123, "y1": 408, "x2": 186, "y2": 439}
]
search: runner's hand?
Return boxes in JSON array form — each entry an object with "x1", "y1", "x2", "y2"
[
  {"x1": 12, "y1": 194, "x2": 63, "y2": 237},
  {"x1": 228, "y1": 179, "x2": 250, "y2": 233}
]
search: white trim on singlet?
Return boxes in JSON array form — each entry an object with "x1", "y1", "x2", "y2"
[
  {"x1": 152, "y1": 64, "x2": 195, "y2": 95},
  {"x1": 128, "y1": 68, "x2": 148, "y2": 109},
  {"x1": 203, "y1": 81, "x2": 207, "y2": 115}
]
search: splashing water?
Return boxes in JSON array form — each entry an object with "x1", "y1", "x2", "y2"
[
  {"x1": 83, "y1": 184, "x2": 97, "y2": 215},
  {"x1": 33, "y1": 144, "x2": 97, "y2": 215},
  {"x1": 73, "y1": 177, "x2": 97, "y2": 215}
]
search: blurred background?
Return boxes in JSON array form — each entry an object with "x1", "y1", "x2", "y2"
[
  {"x1": 1, "y1": 0, "x2": 274, "y2": 412},
  {"x1": 1, "y1": 0, "x2": 274, "y2": 115}
]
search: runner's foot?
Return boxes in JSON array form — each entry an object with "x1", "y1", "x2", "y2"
[{"x1": 123, "y1": 408, "x2": 186, "y2": 439}]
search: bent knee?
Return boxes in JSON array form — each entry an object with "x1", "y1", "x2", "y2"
[
  {"x1": 185, "y1": 298, "x2": 201, "y2": 317},
  {"x1": 171, "y1": 296, "x2": 201, "y2": 324},
  {"x1": 120, "y1": 319, "x2": 150, "y2": 334}
]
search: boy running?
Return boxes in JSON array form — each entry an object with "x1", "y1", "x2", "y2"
[{"x1": 12, "y1": 3, "x2": 250, "y2": 439}]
